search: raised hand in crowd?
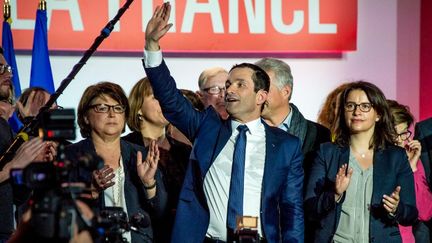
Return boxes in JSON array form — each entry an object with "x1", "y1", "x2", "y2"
[
  {"x1": 16, "y1": 88, "x2": 49, "y2": 118},
  {"x1": 144, "y1": 2, "x2": 172, "y2": 51}
]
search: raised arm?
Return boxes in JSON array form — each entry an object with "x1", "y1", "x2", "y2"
[{"x1": 143, "y1": 2, "x2": 213, "y2": 140}]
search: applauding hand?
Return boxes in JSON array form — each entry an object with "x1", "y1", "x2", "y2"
[
  {"x1": 335, "y1": 164, "x2": 353, "y2": 201},
  {"x1": 383, "y1": 186, "x2": 401, "y2": 215},
  {"x1": 137, "y1": 140, "x2": 159, "y2": 188}
]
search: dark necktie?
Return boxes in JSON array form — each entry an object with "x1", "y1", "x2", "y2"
[{"x1": 227, "y1": 124, "x2": 249, "y2": 230}]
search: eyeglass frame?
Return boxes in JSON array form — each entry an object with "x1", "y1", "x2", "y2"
[
  {"x1": 202, "y1": 86, "x2": 226, "y2": 95},
  {"x1": 0, "y1": 97, "x2": 14, "y2": 105},
  {"x1": 396, "y1": 130, "x2": 412, "y2": 141},
  {"x1": 0, "y1": 64, "x2": 12, "y2": 75},
  {"x1": 88, "y1": 104, "x2": 125, "y2": 114},
  {"x1": 344, "y1": 102, "x2": 374, "y2": 112}
]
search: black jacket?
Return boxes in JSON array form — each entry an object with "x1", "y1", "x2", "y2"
[{"x1": 65, "y1": 138, "x2": 168, "y2": 243}]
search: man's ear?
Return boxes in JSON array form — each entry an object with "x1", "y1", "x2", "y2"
[
  {"x1": 84, "y1": 115, "x2": 89, "y2": 124},
  {"x1": 256, "y1": 90, "x2": 268, "y2": 106},
  {"x1": 282, "y1": 85, "x2": 292, "y2": 101}
]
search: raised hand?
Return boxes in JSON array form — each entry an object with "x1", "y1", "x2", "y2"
[
  {"x1": 383, "y1": 186, "x2": 401, "y2": 215},
  {"x1": 144, "y1": 2, "x2": 173, "y2": 51},
  {"x1": 404, "y1": 139, "x2": 421, "y2": 171},
  {"x1": 137, "y1": 140, "x2": 159, "y2": 186},
  {"x1": 10, "y1": 137, "x2": 46, "y2": 168},
  {"x1": 335, "y1": 164, "x2": 353, "y2": 201},
  {"x1": 16, "y1": 90, "x2": 47, "y2": 118}
]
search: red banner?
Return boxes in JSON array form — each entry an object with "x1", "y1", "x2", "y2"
[{"x1": 2, "y1": 0, "x2": 357, "y2": 53}]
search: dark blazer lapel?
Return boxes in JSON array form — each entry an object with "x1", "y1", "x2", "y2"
[
  {"x1": 261, "y1": 123, "x2": 279, "y2": 196},
  {"x1": 338, "y1": 146, "x2": 350, "y2": 169},
  {"x1": 200, "y1": 120, "x2": 232, "y2": 174},
  {"x1": 371, "y1": 149, "x2": 385, "y2": 205},
  {"x1": 119, "y1": 140, "x2": 134, "y2": 214}
]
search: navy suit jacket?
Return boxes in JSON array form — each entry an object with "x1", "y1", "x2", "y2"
[
  {"x1": 144, "y1": 60, "x2": 305, "y2": 242},
  {"x1": 65, "y1": 138, "x2": 168, "y2": 243},
  {"x1": 304, "y1": 142, "x2": 418, "y2": 243}
]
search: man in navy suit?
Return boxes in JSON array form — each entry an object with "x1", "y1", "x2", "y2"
[{"x1": 142, "y1": 3, "x2": 304, "y2": 242}]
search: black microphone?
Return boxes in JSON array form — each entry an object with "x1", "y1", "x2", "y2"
[
  {"x1": 0, "y1": 132, "x2": 29, "y2": 170},
  {"x1": 129, "y1": 212, "x2": 150, "y2": 230}
]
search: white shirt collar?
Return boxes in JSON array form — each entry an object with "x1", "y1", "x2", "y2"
[{"x1": 231, "y1": 118, "x2": 263, "y2": 135}]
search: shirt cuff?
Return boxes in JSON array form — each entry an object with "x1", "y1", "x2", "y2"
[{"x1": 143, "y1": 49, "x2": 163, "y2": 68}]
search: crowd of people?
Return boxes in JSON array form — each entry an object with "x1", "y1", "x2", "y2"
[{"x1": 0, "y1": 2, "x2": 431, "y2": 243}]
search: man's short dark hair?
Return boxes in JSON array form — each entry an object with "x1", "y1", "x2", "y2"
[{"x1": 229, "y1": 63, "x2": 270, "y2": 93}]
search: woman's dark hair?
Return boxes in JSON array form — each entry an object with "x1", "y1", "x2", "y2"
[
  {"x1": 333, "y1": 81, "x2": 396, "y2": 150},
  {"x1": 77, "y1": 82, "x2": 129, "y2": 138}
]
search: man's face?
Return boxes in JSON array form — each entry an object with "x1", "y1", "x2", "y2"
[
  {"x1": 261, "y1": 70, "x2": 290, "y2": 119},
  {"x1": 0, "y1": 54, "x2": 12, "y2": 99},
  {"x1": 225, "y1": 67, "x2": 266, "y2": 123},
  {"x1": 198, "y1": 72, "x2": 228, "y2": 118}
]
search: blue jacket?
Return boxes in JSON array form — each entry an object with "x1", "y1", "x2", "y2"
[
  {"x1": 304, "y1": 142, "x2": 418, "y2": 243},
  {"x1": 144, "y1": 60, "x2": 305, "y2": 243},
  {"x1": 65, "y1": 138, "x2": 168, "y2": 243}
]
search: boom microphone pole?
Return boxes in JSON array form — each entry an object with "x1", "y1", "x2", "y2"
[{"x1": 0, "y1": 0, "x2": 135, "y2": 169}]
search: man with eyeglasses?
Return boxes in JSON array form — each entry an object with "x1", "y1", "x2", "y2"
[
  {"x1": 0, "y1": 47, "x2": 50, "y2": 242},
  {"x1": 196, "y1": 67, "x2": 229, "y2": 119}
]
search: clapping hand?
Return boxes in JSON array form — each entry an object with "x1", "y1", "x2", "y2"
[
  {"x1": 11, "y1": 137, "x2": 46, "y2": 168},
  {"x1": 92, "y1": 165, "x2": 115, "y2": 191},
  {"x1": 335, "y1": 164, "x2": 353, "y2": 201},
  {"x1": 137, "y1": 140, "x2": 159, "y2": 187},
  {"x1": 383, "y1": 186, "x2": 401, "y2": 215}
]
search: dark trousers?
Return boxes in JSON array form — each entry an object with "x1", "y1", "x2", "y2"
[{"x1": 413, "y1": 220, "x2": 432, "y2": 243}]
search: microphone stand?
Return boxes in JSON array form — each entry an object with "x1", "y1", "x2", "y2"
[{"x1": 0, "y1": 0, "x2": 135, "y2": 169}]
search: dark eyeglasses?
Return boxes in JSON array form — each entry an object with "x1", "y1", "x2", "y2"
[
  {"x1": 344, "y1": 102, "x2": 373, "y2": 112},
  {"x1": 0, "y1": 64, "x2": 12, "y2": 75},
  {"x1": 89, "y1": 104, "x2": 125, "y2": 114},
  {"x1": 203, "y1": 86, "x2": 226, "y2": 95},
  {"x1": 397, "y1": 130, "x2": 412, "y2": 141},
  {"x1": 0, "y1": 98, "x2": 13, "y2": 105}
]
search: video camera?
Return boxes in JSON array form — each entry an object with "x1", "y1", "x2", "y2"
[{"x1": 9, "y1": 109, "x2": 146, "y2": 243}]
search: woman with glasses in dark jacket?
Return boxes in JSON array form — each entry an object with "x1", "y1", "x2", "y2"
[
  {"x1": 66, "y1": 82, "x2": 167, "y2": 243},
  {"x1": 305, "y1": 81, "x2": 417, "y2": 243}
]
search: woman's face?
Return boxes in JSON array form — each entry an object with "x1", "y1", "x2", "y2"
[
  {"x1": 344, "y1": 89, "x2": 380, "y2": 136},
  {"x1": 140, "y1": 93, "x2": 168, "y2": 127},
  {"x1": 85, "y1": 95, "x2": 126, "y2": 139},
  {"x1": 394, "y1": 122, "x2": 410, "y2": 147}
]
